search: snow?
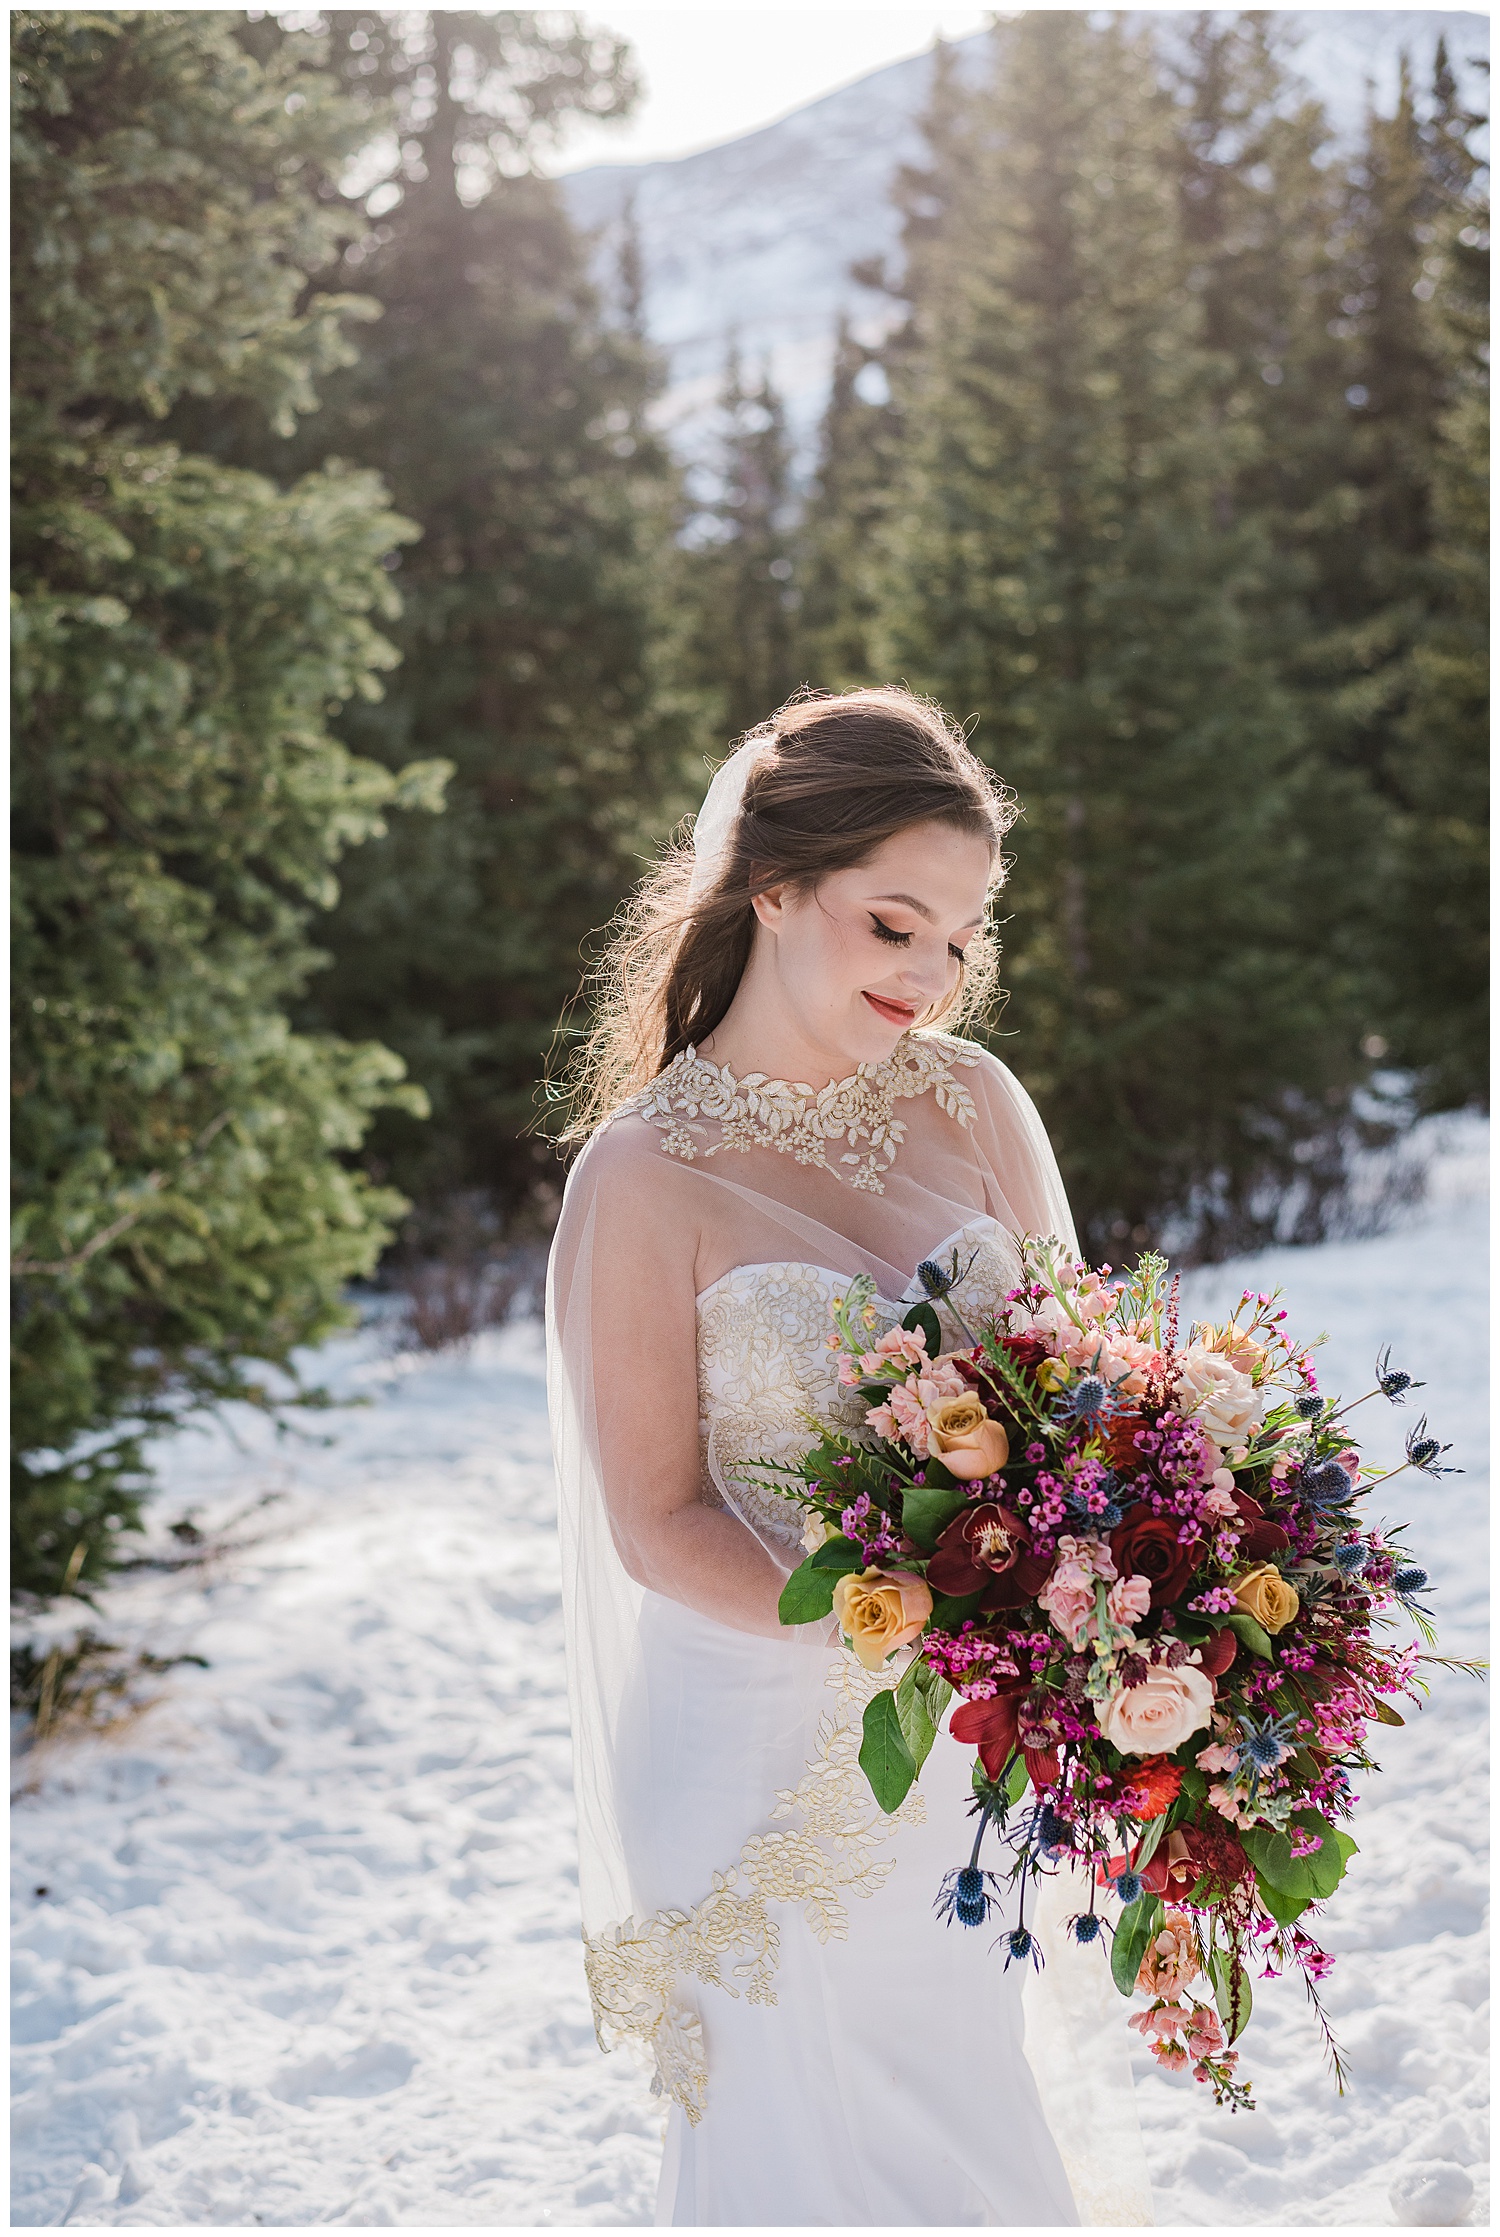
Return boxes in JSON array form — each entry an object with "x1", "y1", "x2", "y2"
[{"x1": 11, "y1": 1117, "x2": 1488, "y2": 2228}]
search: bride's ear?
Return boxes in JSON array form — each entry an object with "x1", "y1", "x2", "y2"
[{"x1": 749, "y1": 870, "x2": 789, "y2": 932}]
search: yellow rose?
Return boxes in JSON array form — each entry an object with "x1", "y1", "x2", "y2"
[
  {"x1": 1035, "y1": 1356, "x2": 1070, "y2": 1393},
  {"x1": 928, "y1": 1395, "x2": 1011, "y2": 1481},
  {"x1": 831, "y1": 1568, "x2": 933, "y2": 1671},
  {"x1": 1232, "y1": 1562, "x2": 1299, "y2": 1634}
]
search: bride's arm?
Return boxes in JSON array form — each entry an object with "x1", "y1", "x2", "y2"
[{"x1": 578, "y1": 1135, "x2": 791, "y2": 1641}]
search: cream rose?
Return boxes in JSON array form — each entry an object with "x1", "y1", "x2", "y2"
[
  {"x1": 928, "y1": 1394, "x2": 1011, "y2": 1480},
  {"x1": 832, "y1": 1568, "x2": 933, "y2": 1671},
  {"x1": 1097, "y1": 1662, "x2": 1215, "y2": 1756},
  {"x1": 1173, "y1": 1340, "x2": 1265, "y2": 1452},
  {"x1": 1232, "y1": 1562, "x2": 1300, "y2": 1634}
]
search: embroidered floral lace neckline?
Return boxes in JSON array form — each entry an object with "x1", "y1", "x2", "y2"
[{"x1": 623, "y1": 1030, "x2": 981, "y2": 1194}]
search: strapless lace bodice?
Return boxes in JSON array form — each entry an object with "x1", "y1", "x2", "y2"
[{"x1": 694, "y1": 1215, "x2": 1025, "y2": 1555}]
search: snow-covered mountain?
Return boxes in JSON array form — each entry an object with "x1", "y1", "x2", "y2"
[{"x1": 559, "y1": 11, "x2": 1489, "y2": 466}]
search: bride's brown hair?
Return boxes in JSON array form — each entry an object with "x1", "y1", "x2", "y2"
[{"x1": 552, "y1": 686, "x2": 1017, "y2": 1142}]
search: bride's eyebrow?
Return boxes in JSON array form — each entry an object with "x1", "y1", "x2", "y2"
[{"x1": 872, "y1": 892, "x2": 984, "y2": 932}]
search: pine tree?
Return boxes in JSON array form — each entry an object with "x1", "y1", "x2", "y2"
[
  {"x1": 1303, "y1": 47, "x2": 1489, "y2": 1109},
  {"x1": 683, "y1": 349, "x2": 802, "y2": 738},
  {"x1": 11, "y1": 12, "x2": 441, "y2": 1595},
  {"x1": 875, "y1": 13, "x2": 1377, "y2": 1259},
  {"x1": 796, "y1": 317, "x2": 896, "y2": 688},
  {"x1": 1372, "y1": 46, "x2": 1489, "y2": 1107},
  {"x1": 182, "y1": 10, "x2": 703, "y2": 1210}
]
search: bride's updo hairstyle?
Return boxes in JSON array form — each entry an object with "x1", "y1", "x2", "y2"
[{"x1": 557, "y1": 686, "x2": 1017, "y2": 1140}]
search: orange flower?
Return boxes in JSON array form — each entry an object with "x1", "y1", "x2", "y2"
[{"x1": 1125, "y1": 1755, "x2": 1184, "y2": 1820}]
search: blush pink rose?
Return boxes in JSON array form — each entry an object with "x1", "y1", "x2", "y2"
[{"x1": 1097, "y1": 1662, "x2": 1215, "y2": 1756}]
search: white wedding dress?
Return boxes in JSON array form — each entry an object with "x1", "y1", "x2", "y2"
[{"x1": 547, "y1": 1033, "x2": 1155, "y2": 2227}]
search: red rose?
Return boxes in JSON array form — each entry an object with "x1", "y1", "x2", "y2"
[
  {"x1": 1000, "y1": 1333, "x2": 1049, "y2": 1371},
  {"x1": 928, "y1": 1502, "x2": 1052, "y2": 1608},
  {"x1": 1108, "y1": 1502, "x2": 1201, "y2": 1611}
]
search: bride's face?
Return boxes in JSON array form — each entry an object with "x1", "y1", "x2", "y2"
[{"x1": 749, "y1": 819, "x2": 995, "y2": 1070}]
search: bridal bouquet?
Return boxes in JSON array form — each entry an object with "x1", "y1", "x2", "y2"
[{"x1": 767, "y1": 1240, "x2": 1459, "y2": 2111}]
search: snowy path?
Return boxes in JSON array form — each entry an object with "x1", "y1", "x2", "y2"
[{"x1": 11, "y1": 1124, "x2": 1488, "y2": 2227}]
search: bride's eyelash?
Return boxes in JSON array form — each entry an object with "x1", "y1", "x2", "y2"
[{"x1": 871, "y1": 914, "x2": 967, "y2": 967}]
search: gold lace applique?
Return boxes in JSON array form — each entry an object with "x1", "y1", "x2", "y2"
[
  {"x1": 622, "y1": 1029, "x2": 981, "y2": 1194},
  {"x1": 581, "y1": 1655, "x2": 926, "y2": 2125}
]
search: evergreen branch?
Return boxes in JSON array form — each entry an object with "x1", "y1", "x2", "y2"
[{"x1": 12, "y1": 1110, "x2": 234, "y2": 1277}]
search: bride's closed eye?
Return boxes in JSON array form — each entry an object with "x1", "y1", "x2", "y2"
[{"x1": 870, "y1": 914, "x2": 967, "y2": 965}]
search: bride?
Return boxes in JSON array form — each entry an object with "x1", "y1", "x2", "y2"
[{"x1": 547, "y1": 688, "x2": 1154, "y2": 2227}]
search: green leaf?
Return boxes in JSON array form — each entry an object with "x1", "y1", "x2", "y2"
[
  {"x1": 1209, "y1": 1947, "x2": 1254, "y2": 2042},
  {"x1": 1241, "y1": 1810, "x2": 1355, "y2": 1901},
  {"x1": 929, "y1": 1588, "x2": 986, "y2": 1629},
  {"x1": 1223, "y1": 1608, "x2": 1275, "y2": 1659},
  {"x1": 1111, "y1": 1894, "x2": 1163, "y2": 1996},
  {"x1": 860, "y1": 1689, "x2": 918, "y2": 1813},
  {"x1": 808, "y1": 1535, "x2": 861, "y2": 1573},
  {"x1": 1004, "y1": 1751, "x2": 1030, "y2": 1806},
  {"x1": 778, "y1": 1561, "x2": 840, "y2": 1625},
  {"x1": 901, "y1": 1302, "x2": 943, "y2": 1356},
  {"x1": 901, "y1": 1481, "x2": 967, "y2": 1551},
  {"x1": 1254, "y1": 1871, "x2": 1312, "y2": 1929},
  {"x1": 1133, "y1": 1814, "x2": 1169, "y2": 1871},
  {"x1": 894, "y1": 1658, "x2": 942, "y2": 1773}
]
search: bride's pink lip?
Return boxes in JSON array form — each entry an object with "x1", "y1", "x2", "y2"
[{"x1": 863, "y1": 990, "x2": 918, "y2": 1025}]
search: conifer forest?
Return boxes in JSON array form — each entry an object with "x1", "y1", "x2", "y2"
[{"x1": 11, "y1": 10, "x2": 1489, "y2": 1600}]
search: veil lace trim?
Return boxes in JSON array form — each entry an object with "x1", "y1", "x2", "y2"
[
  {"x1": 581, "y1": 1656, "x2": 926, "y2": 2124},
  {"x1": 617, "y1": 1028, "x2": 981, "y2": 1195}
]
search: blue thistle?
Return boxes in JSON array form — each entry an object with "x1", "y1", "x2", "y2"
[
  {"x1": 1098, "y1": 1500, "x2": 1124, "y2": 1529},
  {"x1": 1333, "y1": 1539, "x2": 1369, "y2": 1577},
  {"x1": 1069, "y1": 1910, "x2": 1103, "y2": 1946},
  {"x1": 1003, "y1": 1925, "x2": 1043, "y2": 1973},
  {"x1": 936, "y1": 1863, "x2": 1001, "y2": 1928},
  {"x1": 1376, "y1": 1346, "x2": 1421, "y2": 1403},
  {"x1": 937, "y1": 1790, "x2": 1005, "y2": 1930},
  {"x1": 1233, "y1": 1710, "x2": 1298, "y2": 1795},
  {"x1": 1301, "y1": 1460, "x2": 1355, "y2": 1510},
  {"x1": 1404, "y1": 1418, "x2": 1457, "y2": 1476},
  {"x1": 1113, "y1": 1870, "x2": 1144, "y2": 1907},
  {"x1": 1035, "y1": 1802, "x2": 1073, "y2": 1857},
  {"x1": 1295, "y1": 1391, "x2": 1325, "y2": 1420},
  {"x1": 1393, "y1": 1565, "x2": 1430, "y2": 1597},
  {"x1": 1061, "y1": 1373, "x2": 1110, "y2": 1424}
]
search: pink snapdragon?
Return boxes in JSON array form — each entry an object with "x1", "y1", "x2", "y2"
[
  {"x1": 865, "y1": 1358, "x2": 969, "y2": 1457},
  {"x1": 1038, "y1": 1535, "x2": 1117, "y2": 1649},
  {"x1": 1106, "y1": 1574, "x2": 1153, "y2": 1630}
]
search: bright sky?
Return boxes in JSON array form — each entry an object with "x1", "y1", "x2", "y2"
[{"x1": 546, "y1": 5, "x2": 992, "y2": 173}]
